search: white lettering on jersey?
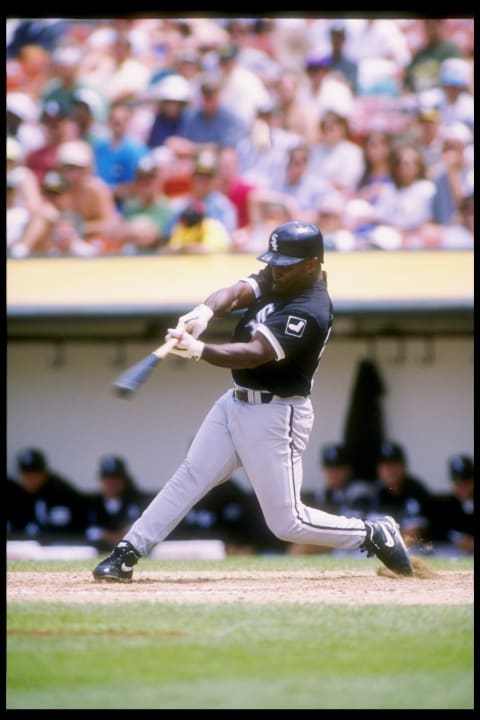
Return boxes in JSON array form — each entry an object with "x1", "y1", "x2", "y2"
[
  {"x1": 257, "y1": 303, "x2": 275, "y2": 324},
  {"x1": 245, "y1": 303, "x2": 275, "y2": 337},
  {"x1": 285, "y1": 315, "x2": 306, "y2": 337}
]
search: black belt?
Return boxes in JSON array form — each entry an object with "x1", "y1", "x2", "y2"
[{"x1": 233, "y1": 388, "x2": 274, "y2": 404}]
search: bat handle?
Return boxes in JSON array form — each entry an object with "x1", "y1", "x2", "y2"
[{"x1": 153, "y1": 337, "x2": 179, "y2": 359}]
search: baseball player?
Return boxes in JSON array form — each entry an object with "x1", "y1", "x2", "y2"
[{"x1": 93, "y1": 221, "x2": 413, "y2": 581}]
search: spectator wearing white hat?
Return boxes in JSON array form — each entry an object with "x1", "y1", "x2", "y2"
[
  {"x1": 71, "y1": 87, "x2": 108, "y2": 145},
  {"x1": 145, "y1": 73, "x2": 192, "y2": 148},
  {"x1": 55, "y1": 140, "x2": 122, "y2": 254},
  {"x1": 25, "y1": 100, "x2": 75, "y2": 184},
  {"x1": 436, "y1": 58, "x2": 473, "y2": 131},
  {"x1": 41, "y1": 45, "x2": 96, "y2": 119}
]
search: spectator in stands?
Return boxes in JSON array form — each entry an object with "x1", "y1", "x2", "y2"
[
  {"x1": 435, "y1": 58, "x2": 474, "y2": 131},
  {"x1": 346, "y1": 18, "x2": 411, "y2": 97},
  {"x1": 179, "y1": 70, "x2": 249, "y2": 150},
  {"x1": 308, "y1": 109, "x2": 365, "y2": 196},
  {"x1": 371, "y1": 144, "x2": 436, "y2": 248},
  {"x1": 7, "y1": 170, "x2": 33, "y2": 258},
  {"x1": 404, "y1": 18, "x2": 464, "y2": 94},
  {"x1": 14, "y1": 170, "x2": 96, "y2": 257},
  {"x1": 355, "y1": 129, "x2": 394, "y2": 206},
  {"x1": 231, "y1": 193, "x2": 292, "y2": 254},
  {"x1": 432, "y1": 121, "x2": 473, "y2": 226},
  {"x1": 96, "y1": 28, "x2": 151, "y2": 105},
  {"x1": 145, "y1": 73, "x2": 192, "y2": 149},
  {"x1": 431, "y1": 454, "x2": 474, "y2": 555},
  {"x1": 216, "y1": 147, "x2": 257, "y2": 230},
  {"x1": 56, "y1": 139, "x2": 122, "y2": 254},
  {"x1": 411, "y1": 104, "x2": 445, "y2": 180},
  {"x1": 41, "y1": 44, "x2": 94, "y2": 118},
  {"x1": 7, "y1": 91, "x2": 44, "y2": 155},
  {"x1": 269, "y1": 143, "x2": 333, "y2": 223},
  {"x1": 155, "y1": 140, "x2": 196, "y2": 201},
  {"x1": 288, "y1": 443, "x2": 374, "y2": 555},
  {"x1": 216, "y1": 42, "x2": 272, "y2": 127},
  {"x1": 7, "y1": 136, "x2": 43, "y2": 258},
  {"x1": 272, "y1": 69, "x2": 319, "y2": 145},
  {"x1": 236, "y1": 99, "x2": 302, "y2": 188},
  {"x1": 119, "y1": 153, "x2": 174, "y2": 253},
  {"x1": 165, "y1": 200, "x2": 231, "y2": 255},
  {"x1": 25, "y1": 100, "x2": 75, "y2": 184},
  {"x1": 298, "y1": 51, "x2": 354, "y2": 122},
  {"x1": 166, "y1": 148, "x2": 238, "y2": 236},
  {"x1": 7, "y1": 136, "x2": 43, "y2": 213},
  {"x1": 326, "y1": 20, "x2": 359, "y2": 94},
  {"x1": 91, "y1": 102, "x2": 149, "y2": 212},
  {"x1": 70, "y1": 87, "x2": 107, "y2": 144},
  {"x1": 313, "y1": 192, "x2": 360, "y2": 252},
  {"x1": 9, "y1": 447, "x2": 87, "y2": 542},
  {"x1": 85, "y1": 455, "x2": 153, "y2": 552},
  {"x1": 368, "y1": 441, "x2": 436, "y2": 549}
]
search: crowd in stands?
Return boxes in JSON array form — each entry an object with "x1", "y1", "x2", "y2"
[
  {"x1": 7, "y1": 444, "x2": 474, "y2": 558},
  {"x1": 6, "y1": 16, "x2": 474, "y2": 258}
]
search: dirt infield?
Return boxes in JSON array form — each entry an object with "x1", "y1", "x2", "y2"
[{"x1": 7, "y1": 568, "x2": 473, "y2": 605}]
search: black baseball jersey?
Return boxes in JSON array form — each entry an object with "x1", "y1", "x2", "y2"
[{"x1": 231, "y1": 265, "x2": 333, "y2": 397}]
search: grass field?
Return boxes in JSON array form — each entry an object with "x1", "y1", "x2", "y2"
[{"x1": 7, "y1": 555, "x2": 474, "y2": 710}]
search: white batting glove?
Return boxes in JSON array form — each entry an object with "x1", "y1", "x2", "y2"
[
  {"x1": 176, "y1": 304, "x2": 214, "y2": 338},
  {"x1": 166, "y1": 329, "x2": 205, "y2": 361}
]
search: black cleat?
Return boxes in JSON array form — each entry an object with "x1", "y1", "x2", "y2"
[
  {"x1": 92, "y1": 540, "x2": 140, "y2": 582},
  {"x1": 360, "y1": 516, "x2": 413, "y2": 576}
]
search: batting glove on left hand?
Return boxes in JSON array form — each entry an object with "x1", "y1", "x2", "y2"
[
  {"x1": 176, "y1": 304, "x2": 214, "y2": 338},
  {"x1": 166, "y1": 329, "x2": 205, "y2": 361}
]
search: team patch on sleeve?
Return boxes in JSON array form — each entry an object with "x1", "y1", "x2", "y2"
[{"x1": 285, "y1": 315, "x2": 306, "y2": 337}]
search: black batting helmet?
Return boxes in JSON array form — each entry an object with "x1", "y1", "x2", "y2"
[{"x1": 257, "y1": 221, "x2": 324, "y2": 266}]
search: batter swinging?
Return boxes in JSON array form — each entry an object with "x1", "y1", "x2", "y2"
[{"x1": 93, "y1": 221, "x2": 413, "y2": 581}]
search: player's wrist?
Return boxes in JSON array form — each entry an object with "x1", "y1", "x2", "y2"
[
  {"x1": 197, "y1": 304, "x2": 214, "y2": 322},
  {"x1": 192, "y1": 339, "x2": 205, "y2": 360}
]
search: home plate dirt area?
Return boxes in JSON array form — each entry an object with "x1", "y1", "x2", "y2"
[{"x1": 7, "y1": 565, "x2": 473, "y2": 605}]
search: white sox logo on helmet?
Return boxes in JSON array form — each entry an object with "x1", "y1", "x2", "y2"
[{"x1": 270, "y1": 233, "x2": 279, "y2": 252}]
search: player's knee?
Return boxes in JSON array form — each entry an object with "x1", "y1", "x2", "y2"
[{"x1": 265, "y1": 517, "x2": 299, "y2": 543}]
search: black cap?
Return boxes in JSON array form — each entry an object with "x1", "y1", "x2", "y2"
[
  {"x1": 180, "y1": 201, "x2": 205, "y2": 227},
  {"x1": 17, "y1": 448, "x2": 47, "y2": 472},
  {"x1": 321, "y1": 444, "x2": 351, "y2": 468},
  {"x1": 448, "y1": 454, "x2": 473, "y2": 482},
  {"x1": 257, "y1": 221, "x2": 324, "y2": 266},
  {"x1": 378, "y1": 441, "x2": 405, "y2": 464},
  {"x1": 99, "y1": 455, "x2": 129, "y2": 478}
]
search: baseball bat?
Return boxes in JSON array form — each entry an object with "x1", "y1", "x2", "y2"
[{"x1": 112, "y1": 337, "x2": 178, "y2": 398}]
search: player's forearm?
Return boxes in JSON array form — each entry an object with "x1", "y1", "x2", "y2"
[
  {"x1": 204, "y1": 281, "x2": 254, "y2": 316},
  {"x1": 201, "y1": 341, "x2": 272, "y2": 369}
]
